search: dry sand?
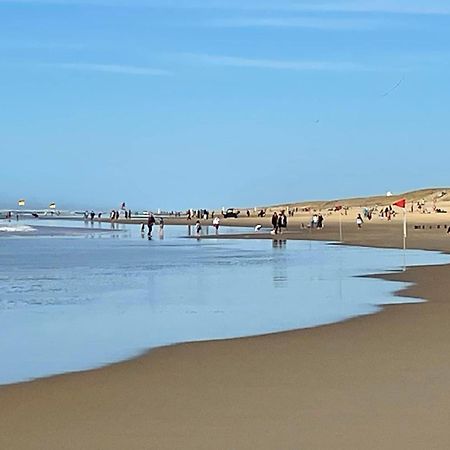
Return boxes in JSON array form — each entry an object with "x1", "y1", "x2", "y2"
[{"x1": 1, "y1": 217, "x2": 450, "y2": 449}]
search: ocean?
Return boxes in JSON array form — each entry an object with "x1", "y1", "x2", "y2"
[{"x1": 0, "y1": 219, "x2": 448, "y2": 385}]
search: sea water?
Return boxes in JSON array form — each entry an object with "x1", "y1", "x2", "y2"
[{"x1": 0, "y1": 219, "x2": 448, "y2": 385}]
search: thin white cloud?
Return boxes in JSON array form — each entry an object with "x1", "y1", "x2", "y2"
[
  {"x1": 47, "y1": 63, "x2": 171, "y2": 76},
  {"x1": 302, "y1": 1, "x2": 450, "y2": 15},
  {"x1": 209, "y1": 16, "x2": 387, "y2": 30},
  {"x1": 184, "y1": 53, "x2": 374, "y2": 72}
]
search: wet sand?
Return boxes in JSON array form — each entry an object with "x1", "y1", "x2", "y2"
[{"x1": 1, "y1": 218, "x2": 450, "y2": 449}]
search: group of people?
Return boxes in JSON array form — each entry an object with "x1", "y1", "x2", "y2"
[
  {"x1": 109, "y1": 209, "x2": 132, "y2": 220},
  {"x1": 193, "y1": 216, "x2": 221, "y2": 236},
  {"x1": 84, "y1": 210, "x2": 102, "y2": 221},
  {"x1": 140, "y1": 213, "x2": 165, "y2": 238},
  {"x1": 271, "y1": 210, "x2": 288, "y2": 234},
  {"x1": 379, "y1": 206, "x2": 395, "y2": 221},
  {"x1": 311, "y1": 213, "x2": 324, "y2": 229},
  {"x1": 187, "y1": 209, "x2": 212, "y2": 221}
]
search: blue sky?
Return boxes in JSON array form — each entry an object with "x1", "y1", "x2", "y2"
[{"x1": 1, "y1": 0, "x2": 449, "y2": 210}]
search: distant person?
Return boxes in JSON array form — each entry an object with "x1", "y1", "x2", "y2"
[
  {"x1": 124, "y1": 210, "x2": 128, "y2": 219},
  {"x1": 159, "y1": 218, "x2": 165, "y2": 239},
  {"x1": 147, "y1": 213, "x2": 156, "y2": 237},
  {"x1": 98, "y1": 212, "x2": 102, "y2": 219},
  {"x1": 311, "y1": 214, "x2": 319, "y2": 229},
  {"x1": 141, "y1": 223, "x2": 145, "y2": 233},
  {"x1": 246, "y1": 210, "x2": 250, "y2": 217},
  {"x1": 317, "y1": 214, "x2": 324, "y2": 229},
  {"x1": 278, "y1": 210, "x2": 287, "y2": 233},
  {"x1": 195, "y1": 220, "x2": 202, "y2": 235},
  {"x1": 356, "y1": 214, "x2": 364, "y2": 229},
  {"x1": 128, "y1": 209, "x2": 132, "y2": 219},
  {"x1": 213, "y1": 216, "x2": 220, "y2": 233},
  {"x1": 90, "y1": 211, "x2": 95, "y2": 221},
  {"x1": 271, "y1": 212, "x2": 279, "y2": 234}
]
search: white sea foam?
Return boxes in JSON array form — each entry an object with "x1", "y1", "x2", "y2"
[{"x1": 0, "y1": 225, "x2": 37, "y2": 233}]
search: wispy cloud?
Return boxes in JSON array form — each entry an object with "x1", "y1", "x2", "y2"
[
  {"x1": 300, "y1": 1, "x2": 450, "y2": 16},
  {"x1": 46, "y1": 63, "x2": 171, "y2": 76},
  {"x1": 183, "y1": 53, "x2": 374, "y2": 72},
  {"x1": 209, "y1": 16, "x2": 387, "y2": 30}
]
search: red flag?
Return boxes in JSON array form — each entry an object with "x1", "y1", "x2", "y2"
[{"x1": 393, "y1": 198, "x2": 406, "y2": 208}]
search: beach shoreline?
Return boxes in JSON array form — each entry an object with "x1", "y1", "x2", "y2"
[{"x1": 1, "y1": 221, "x2": 450, "y2": 449}]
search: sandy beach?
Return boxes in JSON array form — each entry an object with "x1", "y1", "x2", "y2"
[{"x1": 1, "y1": 216, "x2": 450, "y2": 449}]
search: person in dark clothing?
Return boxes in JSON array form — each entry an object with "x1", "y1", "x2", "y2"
[
  {"x1": 317, "y1": 214, "x2": 324, "y2": 229},
  {"x1": 271, "y1": 212, "x2": 279, "y2": 234},
  {"x1": 195, "y1": 220, "x2": 202, "y2": 235},
  {"x1": 278, "y1": 210, "x2": 287, "y2": 233},
  {"x1": 147, "y1": 213, "x2": 156, "y2": 237}
]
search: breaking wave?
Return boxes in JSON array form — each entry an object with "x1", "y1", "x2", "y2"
[{"x1": 0, "y1": 225, "x2": 37, "y2": 233}]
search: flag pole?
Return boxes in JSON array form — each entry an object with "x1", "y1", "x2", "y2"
[
  {"x1": 403, "y1": 208, "x2": 407, "y2": 250},
  {"x1": 403, "y1": 206, "x2": 407, "y2": 271}
]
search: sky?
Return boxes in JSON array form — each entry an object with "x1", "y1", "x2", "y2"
[{"x1": 1, "y1": 0, "x2": 450, "y2": 211}]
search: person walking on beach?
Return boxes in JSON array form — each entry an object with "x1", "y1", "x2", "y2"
[
  {"x1": 356, "y1": 214, "x2": 364, "y2": 229},
  {"x1": 159, "y1": 217, "x2": 165, "y2": 239},
  {"x1": 147, "y1": 213, "x2": 156, "y2": 237},
  {"x1": 271, "y1": 212, "x2": 279, "y2": 234},
  {"x1": 213, "y1": 216, "x2": 220, "y2": 234},
  {"x1": 195, "y1": 220, "x2": 202, "y2": 235},
  {"x1": 317, "y1": 214, "x2": 324, "y2": 229},
  {"x1": 278, "y1": 210, "x2": 287, "y2": 233}
]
